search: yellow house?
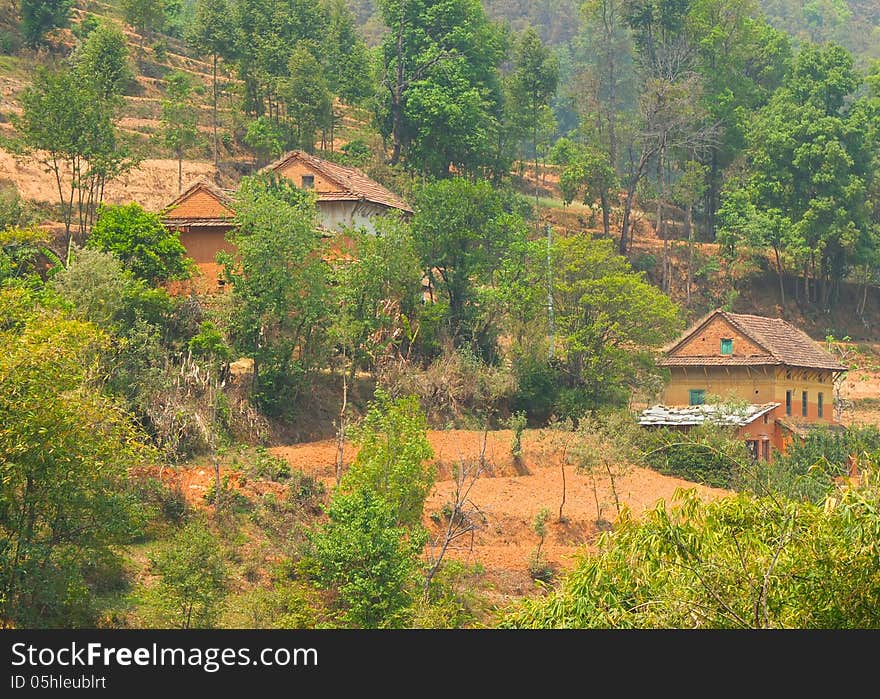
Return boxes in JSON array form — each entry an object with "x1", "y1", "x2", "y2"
[{"x1": 642, "y1": 309, "x2": 848, "y2": 460}]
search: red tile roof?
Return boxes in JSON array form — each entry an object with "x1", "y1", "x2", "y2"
[
  {"x1": 659, "y1": 310, "x2": 848, "y2": 371},
  {"x1": 262, "y1": 151, "x2": 412, "y2": 213}
]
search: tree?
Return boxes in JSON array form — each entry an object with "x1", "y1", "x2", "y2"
[
  {"x1": 283, "y1": 44, "x2": 332, "y2": 152},
  {"x1": 0, "y1": 287, "x2": 147, "y2": 627},
  {"x1": 559, "y1": 142, "x2": 618, "y2": 237},
  {"x1": 339, "y1": 390, "x2": 435, "y2": 528},
  {"x1": 376, "y1": 0, "x2": 507, "y2": 177},
  {"x1": 220, "y1": 175, "x2": 329, "y2": 416},
  {"x1": 502, "y1": 474, "x2": 880, "y2": 628},
  {"x1": 149, "y1": 521, "x2": 227, "y2": 628},
  {"x1": 189, "y1": 0, "x2": 236, "y2": 172},
  {"x1": 329, "y1": 215, "x2": 424, "y2": 376},
  {"x1": 550, "y1": 235, "x2": 681, "y2": 408},
  {"x1": 13, "y1": 68, "x2": 135, "y2": 261},
  {"x1": 87, "y1": 203, "x2": 190, "y2": 284},
  {"x1": 310, "y1": 488, "x2": 424, "y2": 628},
  {"x1": 120, "y1": 0, "x2": 167, "y2": 46},
  {"x1": 320, "y1": 0, "x2": 373, "y2": 105},
  {"x1": 411, "y1": 178, "x2": 529, "y2": 351},
  {"x1": 71, "y1": 22, "x2": 134, "y2": 100},
  {"x1": 243, "y1": 116, "x2": 286, "y2": 166},
  {"x1": 506, "y1": 28, "x2": 559, "y2": 217},
  {"x1": 20, "y1": 0, "x2": 72, "y2": 47},
  {"x1": 718, "y1": 43, "x2": 876, "y2": 310},
  {"x1": 160, "y1": 71, "x2": 200, "y2": 192}
]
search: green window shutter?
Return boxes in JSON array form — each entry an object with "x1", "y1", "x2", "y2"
[
  {"x1": 689, "y1": 389, "x2": 705, "y2": 406},
  {"x1": 721, "y1": 338, "x2": 733, "y2": 355}
]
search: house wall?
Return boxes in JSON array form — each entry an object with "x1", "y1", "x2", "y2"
[
  {"x1": 662, "y1": 366, "x2": 778, "y2": 405},
  {"x1": 771, "y1": 367, "x2": 835, "y2": 422},
  {"x1": 317, "y1": 200, "x2": 387, "y2": 233},
  {"x1": 276, "y1": 161, "x2": 345, "y2": 193},
  {"x1": 671, "y1": 315, "x2": 769, "y2": 358},
  {"x1": 735, "y1": 405, "x2": 787, "y2": 456},
  {"x1": 167, "y1": 224, "x2": 236, "y2": 294}
]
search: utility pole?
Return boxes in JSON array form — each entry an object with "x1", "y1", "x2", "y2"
[{"x1": 547, "y1": 223, "x2": 554, "y2": 358}]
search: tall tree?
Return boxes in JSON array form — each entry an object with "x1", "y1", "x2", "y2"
[
  {"x1": 120, "y1": 0, "x2": 167, "y2": 46},
  {"x1": 320, "y1": 0, "x2": 374, "y2": 105},
  {"x1": 13, "y1": 68, "x2": 135, "y2": 261},
  {"x1": 219, "y1": 175, "x2": 329, "y2": 416},
  {"x1": 411, "y1": 178, "x2": 529, "y2": 350},
  {"x1": 283, "y1": 44, "x2": 332, "y2": 152},
  {"x1": 718, "y1": 43, "x2": 876, "y2": 310},
  {"x1": 377, "y1": 0, "x2": 507, "y2": 177},
  {"x1": 160, "y1": 71, "x2": 200, "y2": 192},
  {"x1": 189, "y1": 0, "x2": 236, "y2": 173},
  {"x1": 507, "y1": 28, "x2": 559, "y2": 219},
  {"x1": 71, "y1": 21, "x2": 134, "y2": 100}
]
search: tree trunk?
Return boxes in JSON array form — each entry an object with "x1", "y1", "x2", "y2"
[
  {"x1": 212, "y1": 54, "x2": 219, "y2": 178},
  {"x1": 773, "y1": 246, "x2": 786, "y2": 309},
  {"x1": 685, "y1": 203, "x2": 694, "y2": 306},
  {"x1": 599, "y1": 189, "x2": 611, "y2": 238},
  {"x1": 390, "y1": 3, "x2": 406, "y2": 166}
]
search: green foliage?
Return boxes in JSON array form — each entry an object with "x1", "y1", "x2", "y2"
[
  {"x1": 502, "y1": 475, "x2": 880, "y2": 628},
  {"x1": 148, "y1": 521, "x2": 227, "y2": 628},
  {"x1": 412, "y1": 178, "x2": 529, "y2": 354},
  {"x1": 0, "y1": 287, "x2": 149, "y2": 627},
  {"x1": 329, "y1": 216, "x2": 423, "y2": 372},
  {"x1": 160, "y1": 71, "x2": 199, "y2": 171},
  {"x1": 88, "y1": 203, "x2": 190, "y2": 284},
  {"x1": 243, "y1": 116, "x2": 286, "y2": 165},
  {"x1": 744, "y1": 426, "x2": 880, "y2": 504},
  {"x1": 14, "y1": 66, "x2": 135, "y2": 248},
  {"x1": 309, "y1": 488, "x2": 425, "y2": 628},
  {"x1": 20, "y1": 0, "x2": 72, "y2": 47},
  {"x1": 120, "y1": 0, "x2": 167, "y2": 38},
  {"x1": 283, "y1": 44, "x2": 332, "y2": 152},
  {"x1": 506, "y1": 27, "x2": 559, "y2": 158},
  {"x1": 340, "y1": 390, "x2": 435, "y2": 528},
  {"x1": 377, "y1": 0, "x2": 508, "y2": 177},
  {"x1": 221, "y1": 175, "x2": 328, "y2": 416},
  {"x1": 71, "y1": 22, "x2": 134, "y2": 100},
  {"x1": 509, "y1": 411, "x2": 527, "y2": 458},
  {"x1": 641, "y1": 423, "x2": 750, "y2": 489},
  {"x1": 319, "y1": 0, "x2": 373, "y2": 104},
  {"x1": 718, "y1": 42, "x2": 878, "y2": 308},
  {"x1": 551, "y1": 235, "x2": 681, "y2": 407}
]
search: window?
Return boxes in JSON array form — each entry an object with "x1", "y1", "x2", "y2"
[
  {"x1": 721, "y1": 338, "x2": 733, "y2": 355},
  {"x1": 802, "y1": 391, "x2": 808, "y2": 417},
  {"x1": 689, "y1": 389, "x2": 706, "y2": 406},
  {"x1": 301, "y1": 175, "x2": 315, "y2": 189},
  {"x1": 761, "y1": 440, "x2": 770, "y2": 461},
  {"x1": 818, "y1": 392, "x2": 824, "y2": 418},
  {"x1": 763, "y1": 413, "x2": 770, "y2": 424},
  {"x1": 786, "y1": 390, "x2": 792, "y2": 416}
]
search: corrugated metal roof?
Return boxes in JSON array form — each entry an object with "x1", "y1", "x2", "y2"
[{"x1": 638, "y1": 402, "x2": 779, "y2": 427}]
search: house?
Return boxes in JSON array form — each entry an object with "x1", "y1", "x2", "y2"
[
  {"x1": 261, "y1": 150, "x2": 412, "y2": 233},
  {"x1": 160, "y1": 152, "x2": 412, "y2": 292},
  {"x1": 160, "y1": 180, "x2": 236, "y2": 294},
  {"x1": 640, "y1": 309, "x2": 848, "y2": 460}
]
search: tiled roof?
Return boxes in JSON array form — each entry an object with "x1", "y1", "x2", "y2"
[
  {"x1": 161, "y1": 180, "x2": 235, "y2": 220},
  {"x1": 638, "y1": 402, "x2": 779, "y2": 427},
  {"x1": 658, "y1": 356, "x2": 781, "y2": 367},
  {"x1": 663, "y1": 310, "x2": 847, "y2": 371},
  {"x1": 262, "y1": 151, "x2": 412, "y2": 212}
]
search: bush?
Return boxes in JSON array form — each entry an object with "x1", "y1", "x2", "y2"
[
  {"x1": 510, "y1": 355, "x2": 559, "y2": 424},
  {"x1": 641, "y1": 425, "x2": 748, "y2": 489}
]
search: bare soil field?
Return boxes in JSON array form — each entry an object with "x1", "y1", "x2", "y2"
[{"x1": 271, "y1": 429, "x2": 729, "y2": 605}]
